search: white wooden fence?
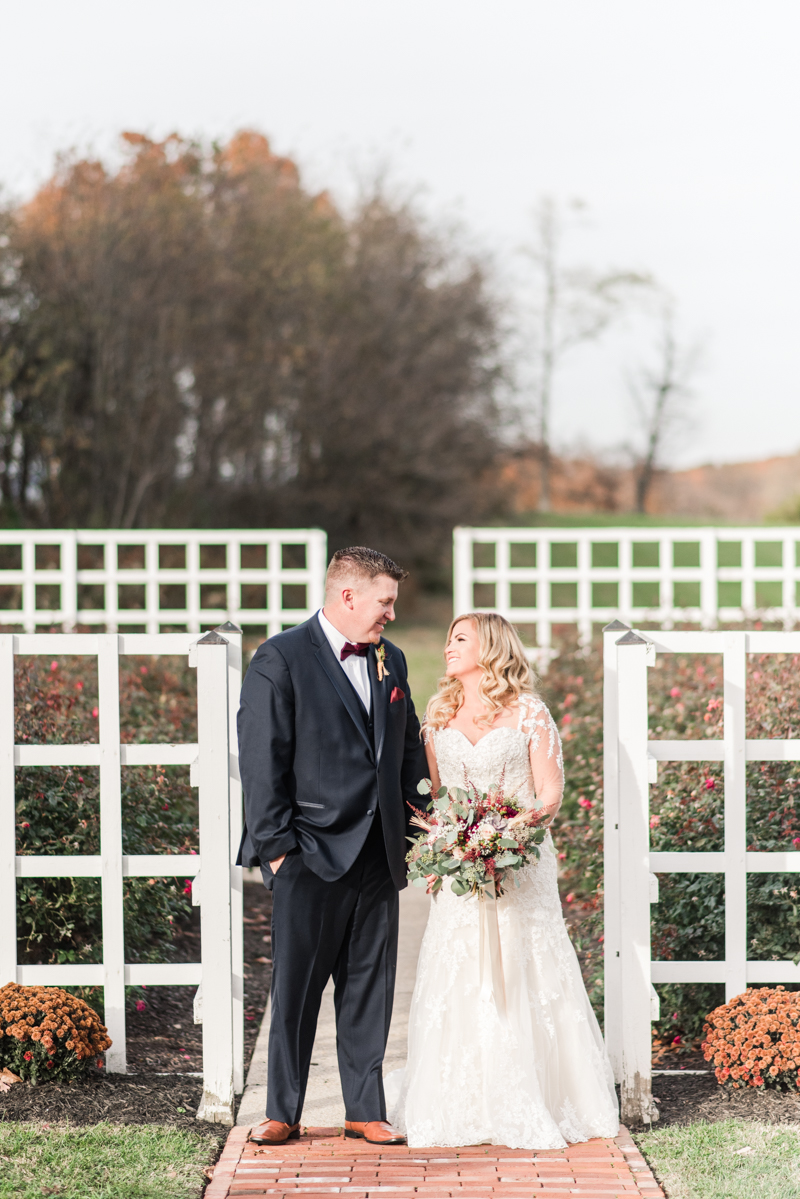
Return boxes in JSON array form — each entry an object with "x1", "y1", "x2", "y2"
[
  {"x1": 455, "y1": 526, "x2": 800, "y2": 655},
  {"x1": 604, "y1": 623, "x2": 800, "y2": 1124},
  {"x1": 0, "y1": 529, "x2": 327, "y2": 639},
  {"x1": 0, "y1": 624, "x2": 245, "y2": 1124}
]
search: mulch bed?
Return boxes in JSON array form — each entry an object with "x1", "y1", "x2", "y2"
[
  {"x1": 625, "y1": 1068, "x2": 800, "y2": 1130},
  {"x1": 0, "y1": 880, "x2": 272, "y2": 1129}
]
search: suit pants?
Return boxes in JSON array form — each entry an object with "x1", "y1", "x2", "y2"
[{"x1": 266, "y1": 815, "x2": 399, "y2": 1125}]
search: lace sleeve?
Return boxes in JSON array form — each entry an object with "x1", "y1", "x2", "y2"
[{"x1": 520, "y1": 695, "x2": 564, "y2": 824}]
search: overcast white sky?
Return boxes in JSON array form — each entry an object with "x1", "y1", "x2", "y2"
[{"x1": 2, "y1": 0, "x2": 799, "y2": 469}]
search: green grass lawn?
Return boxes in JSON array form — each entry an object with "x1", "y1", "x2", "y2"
[
  {"x1": 636, "y1": 1118, "x2": 800, "y2": 1199},
  {"x1": 0, "y1": 1122, "x2": 221, "y2": 1199},
  {"x1": 485, "y1": 512, "x2": 770, "y2": 528}
]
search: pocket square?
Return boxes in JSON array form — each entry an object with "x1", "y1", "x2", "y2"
[{"x1": 390, "y1": 686, "x2": 405, "y2": 703}]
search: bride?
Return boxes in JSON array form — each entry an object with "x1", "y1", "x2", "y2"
[{"x1": 387, "y1": 612, "x2": 619, "y2": 1149}]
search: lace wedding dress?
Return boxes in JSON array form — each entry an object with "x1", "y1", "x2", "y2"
[{"x1": 386, "y1": 694, "x2": 619, "y2": 1149}]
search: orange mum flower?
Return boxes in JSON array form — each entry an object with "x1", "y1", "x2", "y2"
[
  {"x1": 0, "y1": 983, "x2": 111, "y2": 1083},
  {"x1": 703, "y1": 988, "x2": 800, "y2": 1091}
]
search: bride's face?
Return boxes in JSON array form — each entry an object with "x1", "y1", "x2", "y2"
[{"x1": 444, "y1": 620, "x2": 481, "y2": 680}]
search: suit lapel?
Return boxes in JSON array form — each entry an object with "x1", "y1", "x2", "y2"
[
  {"x1": 370, "y1": 642, "x2": 389, "y2": 765},
  {"x1": 308, "y1": 618, "x2": 374, "y2": 755}
]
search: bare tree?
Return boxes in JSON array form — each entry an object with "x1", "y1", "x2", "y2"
[
  {"x1": 523, "y1": 197, "x2": 650, "y2": 511},
  {"x1": 628, "y1": 302, "x2": 702, "y2": 513}
]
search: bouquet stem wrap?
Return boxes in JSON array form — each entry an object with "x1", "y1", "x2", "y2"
[
  {"x1": 479, "y1": 882, "x2": 508, "y2": 1023},
  {"x1": 406, "y1": 777, "x2": 547, "y2": 1026}
]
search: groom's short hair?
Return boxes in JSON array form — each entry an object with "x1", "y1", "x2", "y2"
[{"x1": 325, "y1": 546, "x2": 408, "y2": 595}]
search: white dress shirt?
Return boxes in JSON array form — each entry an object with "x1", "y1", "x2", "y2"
[{"x1": 317, "y1": 608, "x2": 372, "y2": 711}]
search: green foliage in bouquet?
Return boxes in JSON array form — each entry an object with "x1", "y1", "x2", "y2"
[
  {"x1": 15, "y1": 654, "x2": 199, "y2": 979},
  {"x1": 406, "y1": 777, "x2": 547, "y2": 898}
]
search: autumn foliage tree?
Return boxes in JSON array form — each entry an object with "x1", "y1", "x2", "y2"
[{"x1": 0, "y1": 131, "x2": 505, "y2": 580}]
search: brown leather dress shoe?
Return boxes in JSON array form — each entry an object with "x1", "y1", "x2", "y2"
[
  {"x1": 249, "y1": 1119, "x2": 301, "y2": 1144},
  {"x1": 344, "y1": 1119, "x2": 406, "y2": 1145}
]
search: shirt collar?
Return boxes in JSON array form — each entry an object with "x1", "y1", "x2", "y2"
[{"x1": 317, "y1": 607, "x2": 351, "y2": 656}]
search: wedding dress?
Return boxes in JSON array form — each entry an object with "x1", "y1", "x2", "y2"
[{"x1": 386, "y1": 694, "x2": 619, "y2": 1149}]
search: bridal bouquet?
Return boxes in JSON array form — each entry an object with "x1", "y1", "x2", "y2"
[{"x1": 406, "y1": 775, "x2": 547, "y2": 898}]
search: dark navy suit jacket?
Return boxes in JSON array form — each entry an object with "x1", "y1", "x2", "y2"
[{"x1": 236, "y1": 614, "x2": 427, "y2": 890}]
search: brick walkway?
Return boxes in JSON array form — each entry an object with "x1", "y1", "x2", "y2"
[{"x1": 205, "y1": 1125, "x2": 664, "y2": 1198}]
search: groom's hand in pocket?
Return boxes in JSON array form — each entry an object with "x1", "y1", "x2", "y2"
[{"x1": 269, "y1": 855, "x2": 286, "y2": 874}]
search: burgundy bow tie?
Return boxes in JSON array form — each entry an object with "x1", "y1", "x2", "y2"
[{"x1": 340, "y1": 641, "x2": 370, "y2": 661}]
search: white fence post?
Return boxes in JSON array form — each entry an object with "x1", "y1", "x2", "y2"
[
  {"x1": 61, "y1": 531, "x2": 78, "y2": 632},
  {"x1": 216, "y1": 619, "x2": 245, "y2": 1094},
  {"x1": 602, "y1": 619, "x2": 629, "y2": 1081},
  {"x1": 453, "y1": 527, "x2": 472, "y2": 616},
  {"x1": 700, "y1": 529, "x2": 718, "y2": 629},
  {"x1": 0, "y1": 635, "x2": 15, "y2": 986},
  {"x1": 98, "y1": 633, "x2": 127, "y2": 1072},
  {"x1": 723, "y1": 632, "x2": 748, "y2": 1000},
  {"x1": 576, "y1": 534, "x2": 592, "y2": 650},
  {"x1": 616, "y1": 630, "x2": 656, "y2": 1125},
  {"x1": 195, "y1": 630, "x2": 234, "y2": 1125}
]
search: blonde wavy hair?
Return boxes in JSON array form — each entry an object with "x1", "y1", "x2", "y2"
[{"x1": 425, "y1": 612, "x2": 539, "y2": 732}]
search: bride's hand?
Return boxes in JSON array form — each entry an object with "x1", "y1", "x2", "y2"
[
  {"x1": 509, "y1": 807, "x2": 547, "y2": 829},
  {"x1": 425, "y1": 873, "x2": 438, "y2": 894}
]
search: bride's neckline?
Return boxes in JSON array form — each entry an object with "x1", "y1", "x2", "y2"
[{"x1": 440, "y1": 724, "x2": 523, "y2": 750}]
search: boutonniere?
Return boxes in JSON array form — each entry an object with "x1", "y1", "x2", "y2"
[{"x1": 376, "y1": 644, "x2": 390, "y2": 683}]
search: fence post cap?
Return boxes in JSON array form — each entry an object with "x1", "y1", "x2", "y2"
[
  {"x1": 616, "y1": 630, "x2": 649, "y2": 646},
  {"x1": 603, "y1": 619, "x2": 630, "y2": 633},
  {"x1": 197, "y1": 630, "x2": 229, "y2": 646},
  {"x1": 214, "y1": 621, "x2": 243, "y2": 634}
]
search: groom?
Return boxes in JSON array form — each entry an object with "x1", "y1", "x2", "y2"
[{"x1": 237, "y1": 546, "x2": 427, "y2": 1145}]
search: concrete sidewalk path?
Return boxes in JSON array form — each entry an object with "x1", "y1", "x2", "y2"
[{"x1": 236, "y1": 882, "x2": 431, "y2": 1129}]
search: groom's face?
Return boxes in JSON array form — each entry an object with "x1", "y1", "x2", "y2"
[{"x1": 346, "y1": 574, "x2": 399, "y2": 643}]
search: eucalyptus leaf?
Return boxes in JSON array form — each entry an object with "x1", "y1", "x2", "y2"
[
  {"x1": 498, "y1": 837, "x2": 519, "y2": 848},
  {"x1": 495, "y1": 852, "x2": 520, "y2": 867},
  {"x1": 417, "y1": 778, "x2": 432, "y2": 795},
  {"x1": 450, "y1": 878, "x2": 470, "y2": 896}
]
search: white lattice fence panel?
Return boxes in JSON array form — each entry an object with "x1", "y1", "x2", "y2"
[
  {"x1": 0, "y1": 627, "x2": 244, "y2": 1123},
  {"x1": 455, "y1": 527, "x2": 800, "y2": 656},
  {"x1": 604, "y1": 626, "x2": 800, "y2": 1125},
  {"x1": 0, "y1": 529, "x2": 326, "y2": 638}
]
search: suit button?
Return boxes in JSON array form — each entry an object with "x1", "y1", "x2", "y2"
[{"x1": 367, "y1": 809, "x2": 374, "y2": 816}]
